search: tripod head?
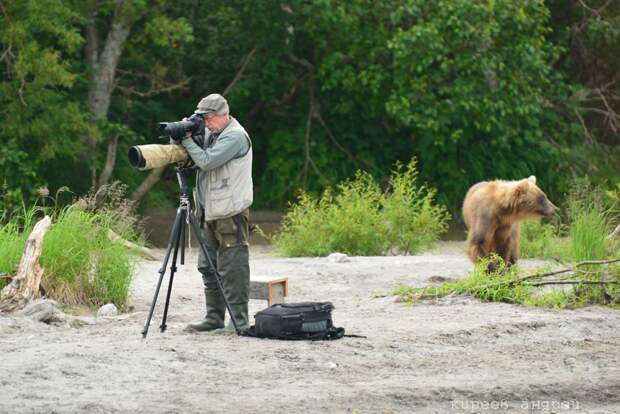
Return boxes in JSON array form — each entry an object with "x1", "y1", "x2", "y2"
[{"x1": 174, "y1": 165, "x2": 198, "y2": 200}]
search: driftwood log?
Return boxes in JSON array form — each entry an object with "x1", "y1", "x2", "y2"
[
  {"x1": 107, "y1": 229, "x2": 158, "y2": 260},
  {"x1": 0, "y1": 216, "x2": 52, "y2": 312}
]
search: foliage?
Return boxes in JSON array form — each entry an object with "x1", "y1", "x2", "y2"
[
  {"x1": 0, "y1": 0, "x2": 618, "y2": 227},
  {"x1": 521, "y1": 178, "x2": 617, "y2": 261},
  {"x1": 274, "y1": 173, "x2": 386, "y2": 257},
  {"x1": 0, "y1": 187, "x2": 142, "y2": 307},
  {"x1": 381, "y1": 160, "x2": 450, "y2": 254},
  {"x1": 300, "y1": 0, "x2": 581, "y2": 211},
  {"x1": 564, "y1": 178, "x2": 614, "y2": 261},
  {"x1": 520, "y1": 220, "x2": 558, "y2": 259},
  {"x1": 395, "y1": 255, "x2": 620, "y2": 309},
  {"x1": 40, "y1": 207, "x2": 135, "y2": 308},
  {"x1": 274, "y1": 159, "x2": 449, "y2": 256},
  {"x1": 0, "y1": 0, "x2": 92, "y2": 215}
]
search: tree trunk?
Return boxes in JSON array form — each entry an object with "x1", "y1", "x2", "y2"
[
  {"x1": 130, "y1": 167, "x2": 166, "y2": 203},
  {"x1": 87, "y1": 19, "x2": 131, "y2": 120},
  {"x1": 0, "y1": 216, "x2": 52, "y2": 312},
  {"x1": 97, "y1": 133, "x2": 119, "y2": 188},
  {"x1": 85, "y1": 0, "x2": 134, "y2": 186}
]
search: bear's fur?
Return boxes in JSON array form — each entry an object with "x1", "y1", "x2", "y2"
[{"x1": 462, "y1": 176, "x2": 558, "y2": 270}]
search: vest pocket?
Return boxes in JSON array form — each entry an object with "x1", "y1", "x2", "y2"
[{"x1": 209, "y1": 185, "x2": 234, "y2": 217}]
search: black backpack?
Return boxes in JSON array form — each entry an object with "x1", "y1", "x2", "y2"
[{"x1": 242, "y1": 302, "x2": 345, "y2": 340}]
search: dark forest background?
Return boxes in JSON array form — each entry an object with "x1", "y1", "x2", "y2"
[{"x1": 1, "y1": 0, "x2": 618, "y2": 220}]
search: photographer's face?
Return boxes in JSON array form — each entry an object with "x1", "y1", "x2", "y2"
[{"x1": 204, "y1": 112, "x2": 229, "y2": 132}]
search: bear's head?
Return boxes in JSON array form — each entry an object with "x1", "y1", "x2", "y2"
[{"x1": 504, "y1": 176, "x2": 559, "y2": 220}]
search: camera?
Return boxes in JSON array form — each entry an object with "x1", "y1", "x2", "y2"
[
  {"x1": 159, "y1": 113, "x2": 205, "y2": 141},
  {"x1": 128, "y1": 113, "x2": 205, "y2": 170}
]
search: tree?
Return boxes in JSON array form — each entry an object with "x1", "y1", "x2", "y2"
[{"x1": 0, "y1": 0, "x2": 90, "y2": 213}]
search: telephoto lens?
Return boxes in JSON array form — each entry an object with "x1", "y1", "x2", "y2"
[{"x1": 128, "y1": 144, "x2": 189, "y2": 170}]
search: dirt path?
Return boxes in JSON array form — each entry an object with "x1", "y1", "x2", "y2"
[{"x1": 1, "y1": 242, "x2": 619, "y2": 413}]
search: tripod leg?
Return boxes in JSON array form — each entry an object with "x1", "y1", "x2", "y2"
[
  {"x1": 160, "y1": 208, "x2": 185, "y2": 333},
  {"x1": 141, "y1": 208, "x2": 184, "y2": 338},
  {"x1": 180, "y1": 213, "x2": 186, "y2": 265},
  {"x1": 187, "y1": 213, "x2": 240, "y2": 334}
]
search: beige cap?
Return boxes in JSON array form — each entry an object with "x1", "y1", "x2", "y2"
[{"x1": 194, "y1": 93, "x2": 229, "y2": 115}]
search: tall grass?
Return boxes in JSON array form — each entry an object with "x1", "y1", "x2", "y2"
[
  {"x1": 570, "y1": 209, "x2": 608, "y2": 261},
  {"x1": 519, "y1": 220, "x2": 556, "y2": 259},
  {"x1": 0, "y1": 183, "x2": 141, "y2": 308},
  {"x1": 40, "y1": 207, "x2": 135, "y2": 308},
  {"x1": 274, "y1": 159, "x2": 450, "y2": 256}
]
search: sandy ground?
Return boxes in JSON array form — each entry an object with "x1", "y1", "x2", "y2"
[{"x1": 1, "y1": 241, "x2": 620, "y2": 414}]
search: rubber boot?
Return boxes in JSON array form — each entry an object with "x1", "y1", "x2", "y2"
[
  {"x1": 215, "y1": 302, "x2": 249, "y2": 333},
  {"x1": 214, "y1": 245, "x2": 250, "y2": 333},
  {"x1": 186, "y1": 287, "x2": 225, "y2": 332}
]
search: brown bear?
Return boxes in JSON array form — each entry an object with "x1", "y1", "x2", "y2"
[{"x1": 462, "y1": 176, "x2": 558, "y2": 270}]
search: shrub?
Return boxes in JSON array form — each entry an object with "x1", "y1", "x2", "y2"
[
  {"x1": 275, "y1": 172, "x2": 386, "y2": 256},
  {"x1": 381, "y1": 160, "x2": 450, "y2": 254},
  {"x1": 520, "y1": 220, "x2": 556, "y2": 259},
  {"x1": 274, "y1": 159, "x2": 450, "y2": 256}
]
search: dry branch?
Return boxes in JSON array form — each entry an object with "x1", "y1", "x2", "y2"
[
  {"x1": 411, "y1": 258, "x2": 620, "y2": 301},
  {"x1": 0, "y1": 216, "x2": 52, "y2": 312},
  {"x1": 107, "y1": 230, "x2": 158, "y2": 260},
  {"x1": 527, "y1": 280, "x2": 619, "y2": 287}
]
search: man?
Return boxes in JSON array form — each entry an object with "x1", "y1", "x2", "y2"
[{"x1": 180, "y1": 93, "x2": 252, "y2": 332}]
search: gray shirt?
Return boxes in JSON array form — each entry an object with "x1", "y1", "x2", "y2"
[
  {"x1": 181, "y1": 124, "x2": 249, "y2": 171},
  {"x1": 181, "y1": 117, "x2": 250, "y2": 209}
]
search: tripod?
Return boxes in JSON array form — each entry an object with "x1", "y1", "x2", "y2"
[{"x1": 141, "y1": 166, "x2": 239, "y2": 338}]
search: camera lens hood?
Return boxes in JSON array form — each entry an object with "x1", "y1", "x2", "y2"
[{"x1": 128, "y1": 146, "x2": 146, "y2": 169}]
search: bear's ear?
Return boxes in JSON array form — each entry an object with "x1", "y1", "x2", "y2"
[
  {"x1": 527, "y1": 175, "x2": 536, "y2": 184},
  {"x1": 511, "y1": 180, "x2": 530, "y2": 201}
]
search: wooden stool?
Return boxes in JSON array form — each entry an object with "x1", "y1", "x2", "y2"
[{"x1": 250, "y1": 276, "x2": 288, "y2": 306}]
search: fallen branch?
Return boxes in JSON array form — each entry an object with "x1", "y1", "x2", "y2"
[
  {"x1": 107, "y1": 230, "x2": 158, "y2": 260},
  {"x1": 526, "y1": 280, "x2": 619, "y2": 287},
  {"x1": 608, "y1": 224, "x2": 620, "y2": 240},
  {"x1": 478, "y1": 258, "x2": 620, "y2": 290},
  {"x1": 0, "y1": 216, "x2": 52, "y2": 312},
  {"x1": 408, "y1": 258, "x2": 620, "y2": 301}
]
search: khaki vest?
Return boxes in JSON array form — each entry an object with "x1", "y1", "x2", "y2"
[{"x1": 201, "y1": 118, "x2": 253, "y2": 221}]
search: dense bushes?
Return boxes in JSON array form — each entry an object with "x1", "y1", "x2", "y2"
[
  {"x1": 2, "y1": 1, "x2": 618, "y2": 219},
  {"x1": 274, "y1": 159, "x2": 450, "y2": 256}
]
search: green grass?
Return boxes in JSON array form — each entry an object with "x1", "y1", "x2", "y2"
[
  {"x1": 40, "y1": 207, "x2": 135, "y2": 308},
  {"x1": 395, "y1": 254, "x2": 620, "y2": 309},
  {"x1": 274, "y1": 159, "x2": 450, "y2": 256},
  {"x1": 520, "y1": 220, "x2": 556, "y2": 259},
  {"x1": 570, "y1": 208, "x2": 609, "y2": 261},
  {"x1": 0, "y1": 184, "x2": 141, "y2": 309}
]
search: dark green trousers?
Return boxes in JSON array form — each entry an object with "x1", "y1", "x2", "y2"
[{"x1": 197, "y1": 209, "x2": 250, "y2": 330}]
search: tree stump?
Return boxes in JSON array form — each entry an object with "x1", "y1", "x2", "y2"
[{"x1": 0, "y1": 216, "x2": 52, "y2": 312}]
